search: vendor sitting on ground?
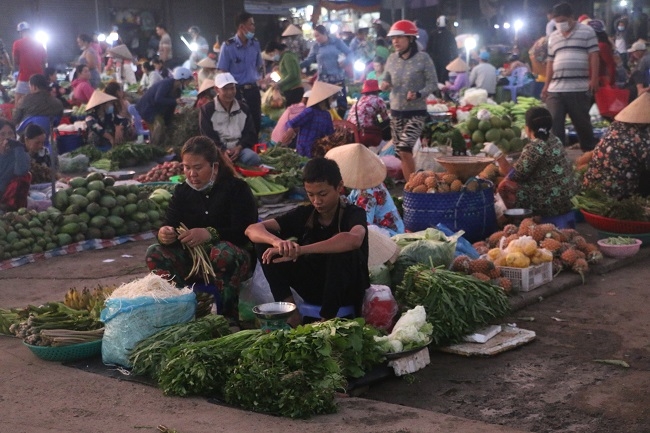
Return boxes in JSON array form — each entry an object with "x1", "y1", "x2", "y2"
[
  {"x1": 345, "y1": 79, "x2": 389, "y2": 148},
  {"x1": 0, "y1": 119, "x2": 31, "y2": 211},
  {"x1": 325, "y1": 143, "x2": 404, "y2": 237},
  {"x1": 483, "y1": 106, "x2": 578, "y2": 218},
  {"x1": 199, "y1": 73, "x2": 261, "y2": 167},
  {"x1": 12, "y1": 73, "x2": 64, "y2": 126},
  {"x1": 20, "y1": 123, "x2": 49, "y2": 166},
  {"x1": 147, "y1": 136, "x2": 258, "y2": 320},
  {"x1": 245, "y1": 157, "x2": 369, "y2": 327},
  {"x1": 271, "y1": 90, "x2": 310, "y2": 147},
  {"x1": 194, "y1": 79, "x2": 215, "y2": 109},
  {"x1": 280, "y1": 80, "x2": 339, "y2": 158},
  {"x1": 440, "y1": 57, "x2": 469, "y2": 102},
  {"x1": 583, "y1": 90, "x2": 650, "y2": 199},
  {"x1": 84, "y1": 90, "x2": 129, "y2": 148}
]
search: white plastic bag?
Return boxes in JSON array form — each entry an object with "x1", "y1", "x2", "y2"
[
  {"x1": 461, "y1": 88, "x2": 488, "y2": 106},
  {"x1": 239, "y1": 261, "x2": 275, "y2": 321}
]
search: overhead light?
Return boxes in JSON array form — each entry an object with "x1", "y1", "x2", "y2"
[
  {"x1": 453, "y1": 22, "x2": 459, "y2": 27},
  {"x1": 330, "y1": 23, "x2": 339, "y2": 34},
  {"x1": 503, "y1": 22, "x2": 511, "y2": 29},
  {"x1": 354, "y1": 60, "x2": 366, "y2": 72},
  {"x1": 514, "y1": 20, "x2": 524, "y2": 31},
  {"x1": 35, "y1": 31, "x2": 49, "y2": 49},
  {"x1": 270, "y1": 71, "x2": 281, "y2": 82},
  {"x1": 97, "y1": 33, "x2": 106, "y2": 42},
  {"x1": 494, "y1": 24, "x2": 500, "y2": 29},
  {"x1": 464, "y1": 36, "x2": 477, "y2": 51}
]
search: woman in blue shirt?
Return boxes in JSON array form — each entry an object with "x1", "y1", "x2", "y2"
[
  {"x1": 326, "y1": 143, "x2": 404, "y2": 237},
  {"x1": 0, "y1": 119, "x2": 31, "y2": 211},
  {"x1": 300, "y1": 25, "x2": 351, "y2": 118}
]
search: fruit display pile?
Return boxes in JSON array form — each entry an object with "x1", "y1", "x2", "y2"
[
  {"x1": 0, "y1": 173, "x2": 173, "y2": 261},
  {"x1": 404, "y1": 170, "x2": 490, "y2": 194},
  {"x1": 457, "y1": 110, "x2": 524, "y2": 155},
  {"x1": 135, "y1": 161, "x2": 184, "y2": 183},
  {"x1": 473, "y1": 218, "x2": 602, "y2": 280},
  {"x1": 450, "y1": 256, "x2": 513, "y2": 294}
]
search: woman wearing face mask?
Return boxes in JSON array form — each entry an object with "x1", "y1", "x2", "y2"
[
  {"x1": 280, "y1": 80, "x2": 339, "y2": 157},
  {"x1": 146, "y1": 136, "x2": 258, "y2": 321},
  {"x1": 84, "y1": 90, "x2": 129, "y2": 148},
  {"x1": 267, "y1": 41, "x2": 304, "y2": 107},
  {"x1": 614, "y1": 18, "x2": 632, "y2": 70},
  {"x1": 381, "y1": 20, "x2": 438, "y2": 181}
]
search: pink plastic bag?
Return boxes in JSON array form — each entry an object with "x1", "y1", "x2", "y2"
[{"x1": 362, "y1": 284, "x2": 399, "y2": 331}]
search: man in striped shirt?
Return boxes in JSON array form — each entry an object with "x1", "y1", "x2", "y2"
[{"x1": 542, "y1": 2, "x2": 599, "y2": 151}]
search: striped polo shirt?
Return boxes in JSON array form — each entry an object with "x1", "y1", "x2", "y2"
[{"x1": 547, "y1": 22, "x2": 599, "y2": 92}]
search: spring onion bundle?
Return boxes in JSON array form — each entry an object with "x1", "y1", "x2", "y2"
[{"x1": 177, "y1": 223, "x2": 216, "y2": 283}]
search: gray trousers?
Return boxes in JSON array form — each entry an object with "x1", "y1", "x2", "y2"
[{"x1": 545, "y1": 91, "x2": 595, "y2": 151}]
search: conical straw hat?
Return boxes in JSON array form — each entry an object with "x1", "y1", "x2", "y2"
[
  {"x1": 85, "y1": 90, "x2": 117, "y2": 111},
  {"x1": 197, "y1": 57, "x2": 217, "y2": 69},
  {"x1": 325, "y1": 142, "x2": 387, "y2": 189},
  {"x1": 108, "y1": 44, "x2": 133, "y2": 60},
  {"x1": 198, "y1": 79, "x2": 215, "y2": 95},
  {"x1": 615, "y1": 92, "x2": 650, "y2": 123},
  {"x1": 282, "y1": 24, "x2": 303, "y2": 37},
  {"x1": 446, "y1": 57, "x2": 468, "y2": 72},
  {"x1": 367, "y1": 225, "x2": 400, "y2": 267},
  {"x1": 306, "y1": 80, "x2": 342, "y2": 107}
]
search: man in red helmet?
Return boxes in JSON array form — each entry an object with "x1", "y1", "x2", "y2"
[{"x1": 380, "y1": 20, "x2": 437, "y2": 180}]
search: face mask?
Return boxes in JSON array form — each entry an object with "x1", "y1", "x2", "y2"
[
  {"x1": 618, "y1": 26, "x2": 625, "y2": 32},
  {"x1": 245, "y1": 31, "x2": 255, "y2": 40},
  {"x1": 185, "y1": 165, "x2": 215, "y2": 192},
  {"x1": 272, "y1": 54, "x2": 280, "y2": 62},
  {"x1": 330, "y1": 99, "x2": 338, "y2": 109},
  {"x1": 105, "y1": 105, "x2": 114, "y2": 115},
  {"x1": 557, "y1": 22, "x2": 570, "y2": 33}
]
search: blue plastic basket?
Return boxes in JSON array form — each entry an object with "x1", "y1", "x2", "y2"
[
  {"x1": 402, "y1": 180, "x2": 497, "y2": 243},
  {"x1": 56, "y1": 134, "x2": 83, "y2": 154}
]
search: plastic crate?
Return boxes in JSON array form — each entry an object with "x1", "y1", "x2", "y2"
[
  {"x1": 24, "y1": 339, "x2": 102, "y2": 362},
  {"x1": 500, "y1": 262, "x2": 553, "y2": 292}
]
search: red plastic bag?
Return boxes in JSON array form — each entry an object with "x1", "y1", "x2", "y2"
[
  {"x1": 362, "y1": 285, "x2": 399, "y2": 331},
  {"x1": 595, "y1": 86, "x2": 629, "y2": 118}
]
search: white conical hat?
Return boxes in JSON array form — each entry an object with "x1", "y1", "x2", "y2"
[
  {"x1": 108, "y1": 44, "x2": 133, "y2": 60},
  {"x1": 306, "y1": 80, "x2": 342, "y2": 107},
  {"x1": 446, "y1": 57, "x2": 469, "y2": 72},
  {"x1": 197, "y1": 57, "x2": 217, "y2": 69},
  {"x1": 325, "y1": 143, "x2": 387, "y2": 189},
  {"x1": 615, "y1": 92, "x2": 650, "y2": 123},
  {"x1": 282, "y1": 24, "x2": 303, "y2": 37},
  {"x1": 198, "y1": 79, "x2": 215, "y2": 95},
  {"x1": 85, "y1": 90, "x2": 117, "y2": 111},
  {"x1": 367, "y1": 225, "x2": 400, "y2": 267}
]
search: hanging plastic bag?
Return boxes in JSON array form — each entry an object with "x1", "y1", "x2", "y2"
[
  {"x1": 238, "y1": 261, "x2": 275, "y2": 321},
  {"x1": 362, "y1": 284, "x2": 399, "y2": 331}
]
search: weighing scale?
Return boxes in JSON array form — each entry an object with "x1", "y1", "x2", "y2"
[{"x1": 252, "y1": 302, "x2": 296, "y2": 332}]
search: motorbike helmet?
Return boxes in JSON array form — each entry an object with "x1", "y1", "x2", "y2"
[{"x1": 386, "y1": 20, "x2": 418, "y2": 38}]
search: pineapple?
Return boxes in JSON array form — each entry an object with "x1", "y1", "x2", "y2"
[
  {"x1": 488, "y1": 230, "x2": 506, "y2": 248},
  {"x1": 540, "y1": 238, "x2": 562, "y2": 254},
  {"x1": 572, "y1": 258, "x2": 589, "y2": 283},
  {"x1": 450, "y1": 179, "x2": 463, "y2": 192},
  {"x1": 518, "y1": 218, "x2": 536, "y2": 236},
  {"x1": 471, "y1": 272, "x2": 491, "y2": 282},
  {"x1": 560, "y1": 248, "x2": 580, "y2": 267},
  {"x1": 465, "y1": 179, "x2": 479, "y2": 192},
  {"x1": 530, "y1": 223, "x2": 557, "y2": 242},
  {"x1": 412, "y1": 184, "x2": 428, "y2": 193},
  {"x1": 503, "y1": 224, "x2": 518, "y2": 236},
  {"x1": 496, "y1": 277, "x2": 512, "y2": 294},
  {"x1": 441, "y1": 173, "x2": 458, "y2": 184},
  {"x1": 451, "y1": 255, "x2": 471, "y2": 273},
  {"x1": 424, "y1": 176, "x2": 437, "y2": 189},
  {"x1": 468, "y1": 258, "x2": 494, "y2": 275},
  {"x1": 472, "y1": 241, "x2": 490, "y2": 255}
]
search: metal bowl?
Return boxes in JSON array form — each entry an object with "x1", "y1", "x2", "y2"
[
  {"x1": 504, "y1": 208, "x2": 533, "y2": 218},
  {"x1": 252, "y1": 302, "x2": 296, "y2": 320}
]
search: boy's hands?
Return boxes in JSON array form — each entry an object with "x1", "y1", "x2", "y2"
[{"x1": 262, "y1": 240, "x2": 302, "y2": 264}]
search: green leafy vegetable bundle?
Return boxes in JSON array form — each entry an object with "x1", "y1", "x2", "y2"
[
  {"x1": 394, "y1": 264, "x2": 510, "y2": 346},
  {"x1": 259, "y1": 145, "x2": 308, "y2": 172},
  {"x1": 158, "y1": 329, "x2": 263, "y2": 397},
  {"x1": 421, "y1": 122, "x2": 466, "y2": 154},
  {"x1": 128, "y1": 314, "x2": 232, "y2": 379},
  {"x1": 224, "y1": 318, "x2": 383, "y2": 419},
  {"x1": 572, "y1": 189, "x2": 650, "y2": 221}
]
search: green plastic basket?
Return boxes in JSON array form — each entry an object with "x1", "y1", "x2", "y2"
[{"x1": 24, "y1": 339, "x2": 102, "y2": 362}]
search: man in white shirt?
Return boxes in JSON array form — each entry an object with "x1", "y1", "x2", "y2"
[{"x1": 469, "y1": 51, "x2": 497, "y2": 96}]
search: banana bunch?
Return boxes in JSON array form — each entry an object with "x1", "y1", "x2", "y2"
[
  {"x1": 64, "y1": 286, "x2": 116, "y2": 318},
  {"x1": 509, "y1": 96, "x2": 542, "y2": 129}
]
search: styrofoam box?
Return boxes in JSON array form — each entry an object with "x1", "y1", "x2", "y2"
[{"x1": 500, "y1": 261, "x2": 553, "y2": 292}]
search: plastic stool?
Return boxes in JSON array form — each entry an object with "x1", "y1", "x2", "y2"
[
  {"x1": 298, "y1": 302, "x2": 355, "y2": 321},
  {"x1": 192, "y1": 282, "x2": 223, "y2": 313},
  {"x1": 539, "y1": 211, "x2": 576, "y2": 229}
]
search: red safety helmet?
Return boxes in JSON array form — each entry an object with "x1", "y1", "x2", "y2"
[{"x1": 387, "y1": 20, "x2": 418, "y2": 38}]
